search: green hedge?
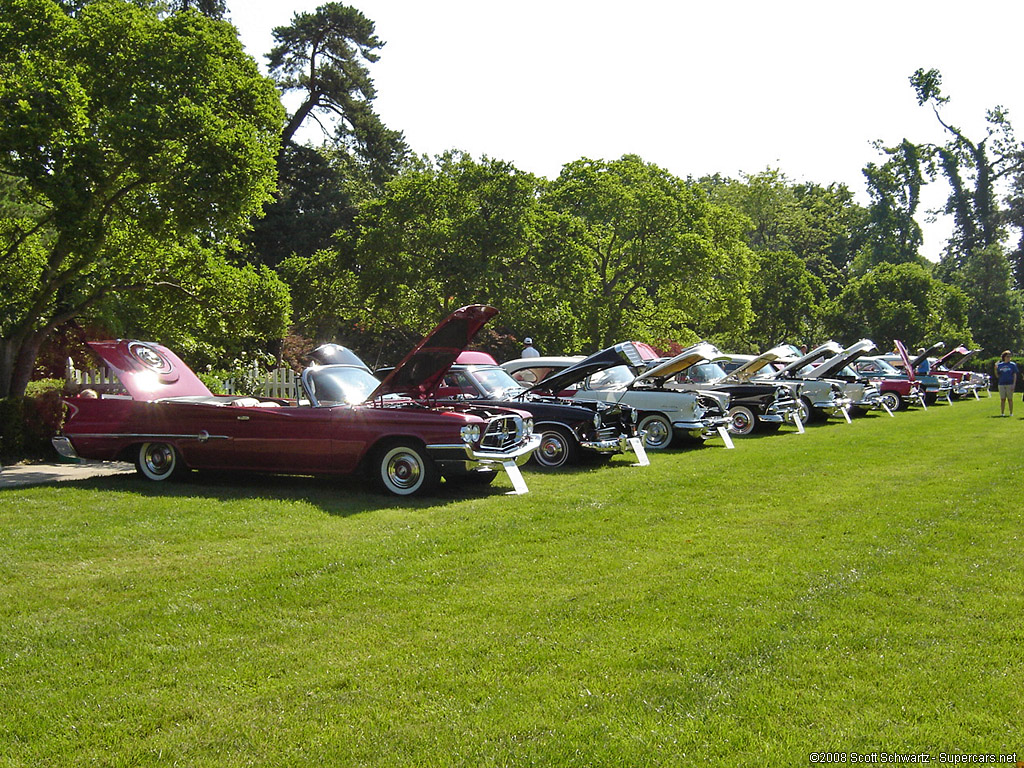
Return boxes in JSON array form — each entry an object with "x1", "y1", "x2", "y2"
[{"x1": 0, "y1": 379, "x2": 67, "y2": 463}]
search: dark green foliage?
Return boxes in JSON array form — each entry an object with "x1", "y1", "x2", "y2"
[
  {"x1": 0, "y1": 379, "x2": 65, "y2": 461},
  {"x1": 248, "y1": 144, "x2": 358, "y2": 267},
  {"x1": 939, "y1": 244, "x2": 1024, "y2": 355}
]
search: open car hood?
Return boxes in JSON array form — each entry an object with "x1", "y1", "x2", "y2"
[
  {"x1": 525, "y1": 342, "x2": 647, "y2": 394},
  {"x1": 370, "y1": 304, "x2": 498, "y2": 399},
  {"x1": 722, "y1": 345, "x2": 792, "y2": 382},
  {"x1": 775, "y1": 341, "x2": 843, "y2": 377},
  {"x1": 87, "y1": 340, "x2": 213, "y2": 401},
  {"x1": 892, "y1": 340, "x2": 917, "y2": 382},
  {"x1": 635, "y1": 342, "x2": 721, "y2": 383},
  {"x1": 804, "y1": 339, "x2": 877, "y2": 379},
  {"x1": 934, "y1": 345, "x2": 977, "y2": 370},
  {"x1": 909, "y1": 342, "x2": 944, "y2": 368}
]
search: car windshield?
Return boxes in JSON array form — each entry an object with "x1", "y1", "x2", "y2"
[
  {"x1": 867, "y1": 359, "x2": 901, "y2": 374},
  {"x1": 684, "y1": 362, "x2": 727, "y2": 383},
  {"x1": 304, "y1": 365, "x2": 381, "y2": 405},
  {"x1": 470, "y1": 366, "x2": 525, "y2": 398},
  {"x1": 587, "y1": 365, "x2": 635, "y2": 389}
]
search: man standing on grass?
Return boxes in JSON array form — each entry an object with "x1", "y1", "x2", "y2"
[{"x1": 996, "y1": 350, "x2": 1018, "y2": 416}]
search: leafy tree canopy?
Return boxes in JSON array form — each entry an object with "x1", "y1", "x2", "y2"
[
  {"x1": 544, "y1": 155, "x2": 754, "y2": 350},
  {"x1": 0, "y1": 0, "x2": 287, "y2": 396},
  {"x1": 700, "y1": 169, "x2": 866, "y2": 297},
  {"x1": 824, "y1": 261, "x2": 972, "y2": 351}
]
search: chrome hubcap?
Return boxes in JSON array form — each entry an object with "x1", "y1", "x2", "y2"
[
  {"x1": 144, "y1": 445, "x2": 173, "y2": 476},
  {"x1": 644, "y1": 420, "x2": 669, "y2": 448},
  {"x1": 387, "y1": 453, "x2": 422, "y2": 490},
  {"x1": 539, "y1": 434, "x2": 566, "y2": 463}
]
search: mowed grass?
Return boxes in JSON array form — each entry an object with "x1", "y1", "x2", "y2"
[{"x1": 1, "y1": 396, "x2": 1022, "y2": 767}]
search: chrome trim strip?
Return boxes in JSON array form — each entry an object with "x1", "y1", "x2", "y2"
[{"x1": 64, "y1": 432, "x2": 230, "y2": 441}]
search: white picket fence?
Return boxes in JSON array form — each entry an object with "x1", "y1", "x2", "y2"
[
  {"x1": 65, "y1": 359, "x2": 121, "y2": 391},
  {"x1": 223, "y1": 365, "x2": 299, "y2": 398},
  {"x1": 65, "y1": 359, "x2": 300, "y2": 399}
]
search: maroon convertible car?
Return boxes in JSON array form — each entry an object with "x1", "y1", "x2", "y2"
[{"x1": 52, "y1": 306, "x2": 540, "y2": 496}]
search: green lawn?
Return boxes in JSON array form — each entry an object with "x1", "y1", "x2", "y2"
[{"x1": 2, "y1": 396, "x2": 1022, "y2": 767}]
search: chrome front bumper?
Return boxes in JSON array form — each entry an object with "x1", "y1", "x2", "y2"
[
  {"x1": 816, "y1": 397, "x2": 854, "y2": 414},
  {"x1": 676, "y1": 415, "x2": 733, "y2": 439},
  {"x1": 427, "y1": 434, "x2": 542, "y2": 468}
]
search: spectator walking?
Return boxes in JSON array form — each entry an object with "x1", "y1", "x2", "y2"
[
  {"x1": 996, "y1": 350, "x2": 1018, "y2": 416},
  {"x1": 521, "y1": 337, "x2": 540, "y2": 358}
]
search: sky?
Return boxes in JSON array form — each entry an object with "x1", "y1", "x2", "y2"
[{"x1": 229, "y1": 0, "x2": 1024, "y2": 260}]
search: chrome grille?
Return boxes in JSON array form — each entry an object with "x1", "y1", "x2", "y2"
[{"x1": 481, "y1": 415, "x2": 524, "y2": 450}]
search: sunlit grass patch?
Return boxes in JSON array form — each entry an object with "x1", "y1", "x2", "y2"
[{"x1": 1, "y1": 397, "x2": 1021, "y2": 766}]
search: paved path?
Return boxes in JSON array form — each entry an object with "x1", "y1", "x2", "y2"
[{"x1": 0, "y1": 460, "x2": 135, "y2": 488}]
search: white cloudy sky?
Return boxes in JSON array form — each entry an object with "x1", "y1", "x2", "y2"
[{"x1": 229, "y1": 0, "x2": 1024, "y2": 260}]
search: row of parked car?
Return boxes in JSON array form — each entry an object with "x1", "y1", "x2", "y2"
[{"x1": 51, "y1": 305, "x2": 989, "y2": 497}]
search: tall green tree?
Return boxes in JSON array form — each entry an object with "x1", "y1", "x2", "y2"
[
  {"x1": 544, "y1": 155, "x2": 754, "y2": 349},
  {"x1": 267, "y1": 2, "x2": 406, "y2": 176},
  {"x1": 291, "y1": 151, "x2": 590, "y2": 358},
  {"x1": 0, "y1": 0, "x2": 286, "y2": 397},
  {"x1": 858, "y1": 139, "x2": 927, "y2": 271},
  {"x1": 701, "y1": 169, "x2": 866, "y2": 297},
  {"x1": 948, "y1": 244, "x2": 1024, "y2": 354},
  {"x1": 742, "y1": 249, "x2": 825, "y2": 351},
  {"x1": 910, "y1": 68, "x2": 1022, "y2": 265},
  {"x1": 252, "y1": 3, "x2": 407, "y2": 269},
  {"x1": 908, "y1": 68, "x2": 1024, "y2": 351}
]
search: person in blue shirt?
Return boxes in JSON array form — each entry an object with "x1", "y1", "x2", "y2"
[
  {"x1": 915, "y1": 348, "x2": 932, "y2": 375},
  {"x1": 995, "y1": 350, "x2": 1019, "y2": 416}
]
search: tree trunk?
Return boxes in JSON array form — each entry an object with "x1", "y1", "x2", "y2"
[
  {"x1": 0, "y1": 331, "x2": 48, "y2": 399},
  {"x1": 0, "y1": 338, "x2": 18, "y2": 399}
]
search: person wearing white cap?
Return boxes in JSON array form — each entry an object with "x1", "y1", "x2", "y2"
[{"x1": 521, "y1": 337, "x2": 540, "y2": 358}]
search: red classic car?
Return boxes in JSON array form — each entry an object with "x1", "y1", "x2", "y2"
[
  {"x1": 51, "y1": 306, "x2": 540, "y2": 496},
  {"x1": 849, "y1": 356, "x2": 926, "y2": 411}
]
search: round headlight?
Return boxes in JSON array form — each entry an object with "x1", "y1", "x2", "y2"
[
  {"x1": 460, "y1": 424, "x2": 480, "y2": 444},
  {"x1": 593, "y1": 412, "x2": 602, "y2": 429},
  {"x1": 524, "y1": 417, "x2": 534, "y2": 437}
]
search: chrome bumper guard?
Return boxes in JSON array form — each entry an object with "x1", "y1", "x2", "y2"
[
  {"x1": 579, "y1": 435, "x2": 632, "y2": 454},
  {"x1": 675, "y1": 415, "x2": 733, "y2": 437},
  {"x1": 819, "y1": 398, "x2": 854, "y2": 414}
]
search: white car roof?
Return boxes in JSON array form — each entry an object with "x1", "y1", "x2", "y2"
[{"x1": 502, "y1": 356, "x2": 583, "y2": 370}]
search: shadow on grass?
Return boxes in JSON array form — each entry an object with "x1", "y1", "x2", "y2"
[{"x1": 45, "y1": 460, "x2": 608, "y2": 518}]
